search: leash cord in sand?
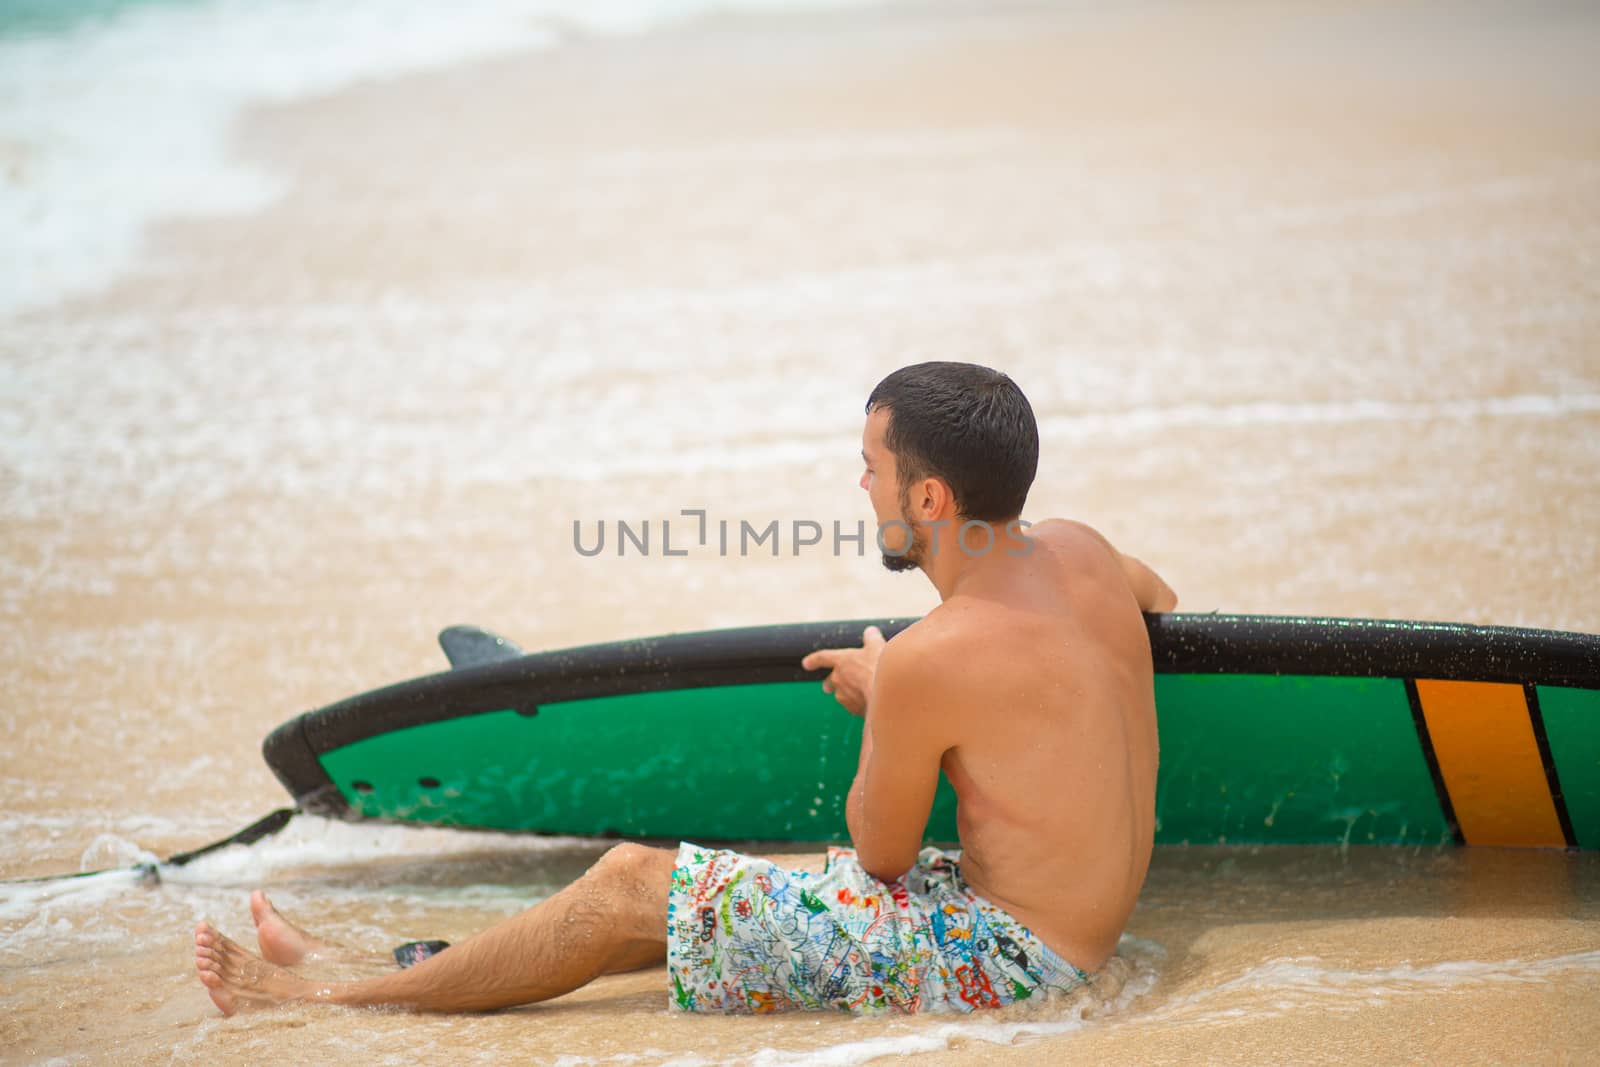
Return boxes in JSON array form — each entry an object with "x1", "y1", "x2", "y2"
[{"x1": 0, "y1": 807, "x2": 300, "y2": 885}]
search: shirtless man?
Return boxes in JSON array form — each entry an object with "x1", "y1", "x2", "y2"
[{"x1": 194, "y1": 361, "x2": 1174, "y2": 1015}]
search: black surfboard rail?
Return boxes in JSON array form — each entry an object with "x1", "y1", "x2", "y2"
[
  {"x1": 263, "y1": 613, "x2": 1600, "y2": 823},
  {"x1": 1144, "y1": 613, "x2": 1600, "y2": 687}
]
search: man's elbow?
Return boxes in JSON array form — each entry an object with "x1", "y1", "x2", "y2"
[
  {"x1": 1149, "y1": 580, "x2": 1178, "y2": 613},
  {"x1": 1119, "y1": 552, "x2": 1177, "y2": 614},
  {"x1": 1134, "y1": 575, "x2": 1177, "y2": 614},
  {"x1": 855, "y1": 844, "x2": 918, "y2": 884}
]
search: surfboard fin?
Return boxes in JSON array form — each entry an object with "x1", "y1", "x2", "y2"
[{"x1": 438, "y1": 625, "x2": 525, "y2": 669}]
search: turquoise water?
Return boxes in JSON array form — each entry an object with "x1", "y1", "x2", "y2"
[{"x1": 0, "y1": 0, "x2": 203, "y2": 37}]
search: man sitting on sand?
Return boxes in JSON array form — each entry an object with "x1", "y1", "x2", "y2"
[{"x1": 194, "y1": 361, "x2": 1175, "y2": 1015}]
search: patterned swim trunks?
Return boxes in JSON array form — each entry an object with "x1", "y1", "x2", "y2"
[{"x1": 665, "y1": 841, "x2": 1088, "y2": 1014}]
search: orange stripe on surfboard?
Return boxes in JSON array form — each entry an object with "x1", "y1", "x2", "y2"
[{"x1": 1414, "y1": 680, "x2": 1565, "y2": 848}]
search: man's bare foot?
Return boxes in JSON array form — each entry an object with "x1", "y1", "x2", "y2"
[
  {"x1": 250, "y1": 890, "x2": 332, "y2": 966},
  {"x1": 194, "y1": 921, "x2": 318, "y2": 1015}
]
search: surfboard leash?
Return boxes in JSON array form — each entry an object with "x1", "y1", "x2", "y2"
[
  {"x1": 0, "y1": 807, "x2": 300, "y2": 886},
  {"x1": 3, "y1": 808, "x2": 452, "y2": 965}
]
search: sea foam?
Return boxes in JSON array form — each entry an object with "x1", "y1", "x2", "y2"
[{"x1": 0, "y1": 0, "x2": 879, "y2": 318}]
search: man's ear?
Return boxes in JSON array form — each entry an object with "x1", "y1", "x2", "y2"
[{"x1": 915, "y1": 476, "x2": 952, "y2": 520}]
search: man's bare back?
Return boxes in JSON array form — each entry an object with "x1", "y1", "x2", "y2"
[{"x1": 912, "y1": 518, "x2": 1166, "y2": 972}]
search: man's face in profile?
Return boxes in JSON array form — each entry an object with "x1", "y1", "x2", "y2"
[{"x1": 860, "y1": 407, "x2": 927, "y2": 573}]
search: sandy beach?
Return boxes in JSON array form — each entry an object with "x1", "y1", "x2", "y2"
[{"x1": 4, "y1": 0, "x2": 1599, "y2": 1062}]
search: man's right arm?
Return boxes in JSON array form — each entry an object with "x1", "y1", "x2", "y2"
[{"x1": 1118, "y1": 551, "x2": 1178, "y2": 613}]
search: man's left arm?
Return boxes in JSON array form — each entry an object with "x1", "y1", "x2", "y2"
[{"x1": 845, "y1": 645, "x2": 948, "y2": 882}]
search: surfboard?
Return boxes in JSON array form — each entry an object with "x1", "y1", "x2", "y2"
[{"x1": 262, "y1": 615, "x2": 1600, "y2": 849}]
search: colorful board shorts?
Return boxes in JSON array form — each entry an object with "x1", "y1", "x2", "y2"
[{"x1": 665, "y1": 842, "x2": 1089, "y2": 1014}]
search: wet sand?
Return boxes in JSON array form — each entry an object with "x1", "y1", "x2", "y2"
[{"x1": 4, "y1": 0, "x2": 1599, "y2": 1062}]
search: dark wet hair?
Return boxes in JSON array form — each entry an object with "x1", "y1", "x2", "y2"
[{"x1": 865, "y1": 362, "x2": 1038, "y2": 522}]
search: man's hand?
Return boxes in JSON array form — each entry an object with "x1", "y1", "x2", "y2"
[{"x1": 800, "y1": 626, "x2": 886, "y2": 717}]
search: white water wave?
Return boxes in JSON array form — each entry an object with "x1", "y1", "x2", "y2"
[
  {"x1": 0, "y1": 0, "x2": 885, "y2": 318},
  {"x1": 1038, "y1": 392, "x2": 1600, "y2": 439},
  {"x1": 1138, "y1": 949, "x2": 1600, "y2": 1028}
]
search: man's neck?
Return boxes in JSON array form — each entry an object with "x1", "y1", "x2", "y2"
[{"x1": 921, "y1": 515, "x2": 1020, "y2": 601}]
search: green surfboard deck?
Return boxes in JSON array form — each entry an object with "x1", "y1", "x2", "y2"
[{"x1": 317, "y1": 673, "x2": 1459, "y2": 846}]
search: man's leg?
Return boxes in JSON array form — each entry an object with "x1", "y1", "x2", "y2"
[{"x1": 194, "y1": 842, "x2": 676, "y2": 1015}]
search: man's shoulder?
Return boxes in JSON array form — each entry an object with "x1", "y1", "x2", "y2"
[
  {"x1": 1025, "y1": 517, "x2": 1116, "y2": 555},
  {"x1": 880, "y1": 602, "x2": 1010, "y2": 692},
  {"x1": 876, "y1": 612, "x2": 972, "y2": 687},
  {"x1": 892, "y1": 600, "x2": 985, "y2": 646},
  {"x1": 1023, "y1": 518, "x2": 1128, "y2": 579},
  {"x1": 870, "y1": 616, "x2": 974, "y2": 733}
]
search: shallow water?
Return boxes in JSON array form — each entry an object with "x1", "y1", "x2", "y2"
[
  {"x1": 4, "y1": 826, "x2": 1598, "y2": 1063},
  {"x1": 4, "y1": 0, "x2": 1599, "y2": 1062}
]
